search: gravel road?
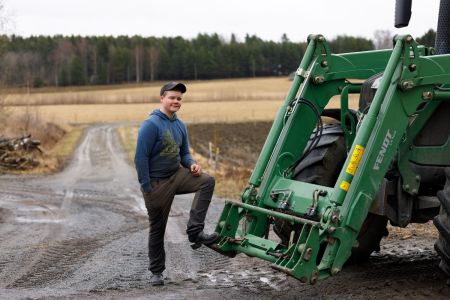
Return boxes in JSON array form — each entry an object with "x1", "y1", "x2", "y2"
[{"x1": 0, "y1": 124, "x2": 448, "y2": 299}]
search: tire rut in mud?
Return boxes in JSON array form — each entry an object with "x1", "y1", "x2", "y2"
[{"x1": 7, "y1": 238, "x2": 102, "y2": 288}]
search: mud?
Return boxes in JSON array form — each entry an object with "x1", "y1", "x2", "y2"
[
  {"x1": 0, "y1": 124, "x2": 448, "y2": 299},
  {"x1": 188, "y1": 122, "x2": 273, "y2": 167}
]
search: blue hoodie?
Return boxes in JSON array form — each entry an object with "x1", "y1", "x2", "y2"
[{"x1": 134, "y1": 109, "x2": 196, "y2": 193}]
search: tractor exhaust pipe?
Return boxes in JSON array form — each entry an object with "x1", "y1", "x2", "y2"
[{"x1": 435, "y1": 0, "x2": 450, "y2": 54}]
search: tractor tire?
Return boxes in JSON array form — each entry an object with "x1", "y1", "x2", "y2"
[
  {"x1": 292, "y1": 125, "x2": 347, "y2": 185},
  {"x1": 358, "y1": 72, "x2": 383, "y2": 113},
  {"x1": 273, "y1": 123, "x2": 389, "y2": 262},
  {"x1": 348, "y1": 213, "x2": 388, "y2": 263},
  {"x1": 273, "y1": 124, "x2": 346, "y2": 245},
  {"x1": 434, "y1": 168, "x2": 450, "y2": 280}
]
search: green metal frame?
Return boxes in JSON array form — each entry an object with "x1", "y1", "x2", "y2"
[{"x1": 212, "y1": 35, "x2": 450, "y2": 283}]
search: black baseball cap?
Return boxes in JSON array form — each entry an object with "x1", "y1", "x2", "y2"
[{"x1": 160, "y1": 82, "x2": 187, "y2": 96}]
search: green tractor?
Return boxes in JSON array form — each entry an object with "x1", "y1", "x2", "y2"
[{"x1": 210, "y1": 0, "x2": 450, "y2": 284}]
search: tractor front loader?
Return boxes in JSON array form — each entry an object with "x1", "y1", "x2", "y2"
[{"x1": 210, "y1": 0, "x2": 450, "y2": 284}]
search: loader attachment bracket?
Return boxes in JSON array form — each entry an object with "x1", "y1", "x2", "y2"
[{"x1": 211, "y1": 34, "x2": 450, "y2": 283}]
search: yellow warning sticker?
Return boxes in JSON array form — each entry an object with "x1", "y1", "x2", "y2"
[
  {"x1": 340, "y1": 180, "x2": 350, "y2": 191},
  {"x1": 346, "y1": 145, "x2": 365, "y2": 176}
]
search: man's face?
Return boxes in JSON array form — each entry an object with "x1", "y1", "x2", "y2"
[{"x1": 160, "y1": 90, "x2": 183, "y2": 114}]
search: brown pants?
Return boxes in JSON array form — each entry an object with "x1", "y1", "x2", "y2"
[{"x1": 142, "y1": 167, "x2": 215, "y2": 274}]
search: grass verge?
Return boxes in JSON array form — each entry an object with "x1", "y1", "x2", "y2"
[
  {"x1": 12, "y1": 125, "x2": 84, "y2": 175},
  {"x1": 45, "y1": 125, "x2": 85, "y2": 170},
  {"x1": 117, "y1": 126, "x2": 138, "y2": 163},
  {"x1": 0, "y1": 125, "x2": 85, "y2": 175}
]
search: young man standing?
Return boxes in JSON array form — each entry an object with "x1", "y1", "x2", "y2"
[{"x1": 134, "y1": 82, "x2": 218, "y2": 286}]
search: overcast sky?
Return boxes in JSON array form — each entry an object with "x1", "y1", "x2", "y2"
[{"x1": 3, "y1": 0, "x2": 440, "y2": 42}]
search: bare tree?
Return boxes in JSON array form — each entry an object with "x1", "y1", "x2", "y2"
[
  {"x1": 0, "y1": 76, "x2": 8, "y2": 126},
  {"x1": 90, "y1": 44, "x2": 98, "y2": 84},
  {"x1": 149, "y1": 46, "x2": 159, "y2": 82},
  {"x1": 20, "y1": 52, "x2": 40, "y2": 92},
  {"x1": 51, "y1": 39, "x2": 74, "y2": 86},
  {"x1": 0, "y1": 0, "x2": 14, "y2": 34},
  {"x1": 135, "y1": 45, "x2": 143, "y2": 83},
  {"x1": 0, "y1": 0, "x2": 11, "y2": 124},
  {"x1": 0, "y1": 0, "x2": 4, "y2": 31},
  {"x1": 374, "y1": 30, "x2": 393, "y2": 50},
  {"x1": 76, "y1": 38, "x2": 89, "y2": 84}
]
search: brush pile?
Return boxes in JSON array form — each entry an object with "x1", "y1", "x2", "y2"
[{"x1": 0, "y1": 135, "x2": 42, "y2": 170}]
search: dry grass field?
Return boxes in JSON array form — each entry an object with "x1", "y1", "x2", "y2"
[
  {"x1": 5, "y1": 77, "x2": 291, "y2": 106},
  {"x1": 6, "y1": 77, "x2": 359, "y2": 125},
  {"x1": 9, "y1": 100, "x2": 283, "y2": 125}
]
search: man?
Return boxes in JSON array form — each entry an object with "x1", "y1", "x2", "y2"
[{"x1": 134, "y1": 82, "x2": 218, "y2": 286}]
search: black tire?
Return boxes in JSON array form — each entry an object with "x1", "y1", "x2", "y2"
[
  {"x1": 349, "y1": 213, "x2": 388, "y2": 263},
  {"x1": 273, "y1": 123, "x2": 388, "y2": 262},
  {"x1": 292, "y1": 125, "x2": 347, "y2": 185},
  {"x1": 433, "y1": 168, "x2": 450, "y2": 280},
  {"x1": 273, "y1": 124, "x2": 347, "y2": 245},
  {"x1": 358, "y1": 72, "x2": 383, "y2": 114}
]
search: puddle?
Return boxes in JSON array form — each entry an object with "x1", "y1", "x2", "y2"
[{"x1": 15, "y1": 217, "x2": 64, "y2": 224}]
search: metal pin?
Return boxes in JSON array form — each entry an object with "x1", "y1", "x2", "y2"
[{"x1": 422, "y1": 91, "x2": 432, "y2": 101}]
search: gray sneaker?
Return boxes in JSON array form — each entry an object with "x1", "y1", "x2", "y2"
[{"x1": 150, "y1": 273, "x2": 164, "y2": 286}]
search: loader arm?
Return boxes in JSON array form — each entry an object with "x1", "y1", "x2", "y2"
[{"x1": 211, "y1": 34, "x2": 450, "y2": 283}]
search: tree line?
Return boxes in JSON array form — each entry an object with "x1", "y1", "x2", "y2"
[{"x1": 0, "y1": 30, "x2": 436, "y2": 88}]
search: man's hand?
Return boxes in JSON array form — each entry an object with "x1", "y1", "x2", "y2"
[{"x1": 190, "y1": 163, "x2": 202, "y2": 176}]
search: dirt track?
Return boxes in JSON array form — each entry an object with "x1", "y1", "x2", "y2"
[{"x1": 0, "y1": 124, "x2": 448, "y2": 299}]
